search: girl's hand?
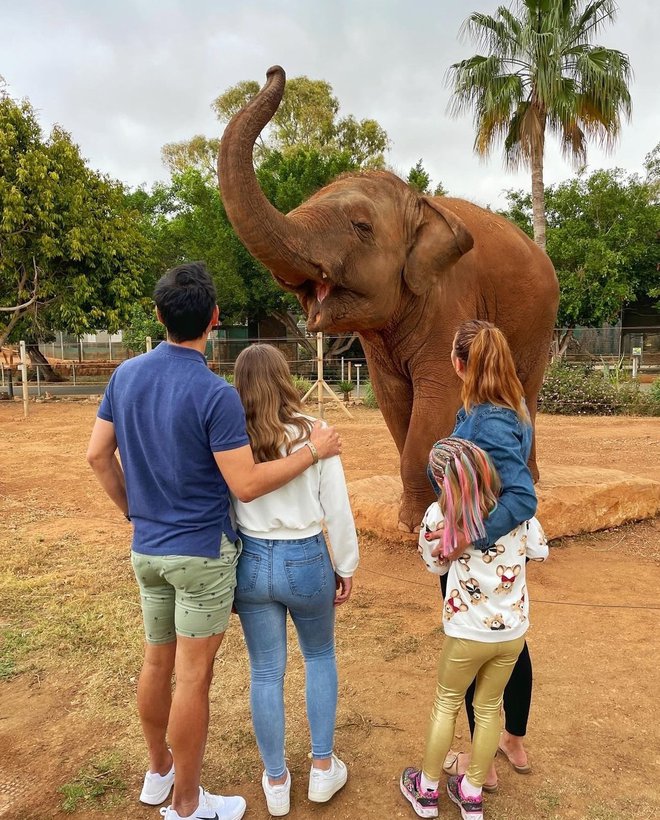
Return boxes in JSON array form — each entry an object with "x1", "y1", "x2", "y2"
[
  {"x1": 334, "y1": 574, "x2": 352, "y2": 605},
  {"x1": 429, "y1": 527, "x2": 471, "y2": 561}
]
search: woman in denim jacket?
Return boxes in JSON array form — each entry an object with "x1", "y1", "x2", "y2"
[{"x1": 429, "y1": 320, "x2": 539, "y2": 793}]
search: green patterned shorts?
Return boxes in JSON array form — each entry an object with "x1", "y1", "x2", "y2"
[{"x1": 131, "y1": 536, "x2": 241, "y2": 644}]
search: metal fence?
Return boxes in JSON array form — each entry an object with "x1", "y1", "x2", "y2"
[{"x1": 3, "y1": 335, "x2": 371, "y2": 399}]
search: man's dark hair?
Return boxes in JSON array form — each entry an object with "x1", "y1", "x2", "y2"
[{"x1": 154, "y1": 262, "x2": 217, "y2": 342}]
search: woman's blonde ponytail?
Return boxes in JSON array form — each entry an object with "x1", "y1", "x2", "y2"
[{"x1": 454, "y1": 321, "x2": 529, "y2": 421}]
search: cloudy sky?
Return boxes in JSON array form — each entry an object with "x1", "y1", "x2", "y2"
[{"x1": 3, "y1": 0, "x2": 658, "y2": 208}]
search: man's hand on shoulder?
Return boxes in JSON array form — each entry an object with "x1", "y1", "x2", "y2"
[{"x1": 310, "y1": 421, "x2": 341, "y2": 459}]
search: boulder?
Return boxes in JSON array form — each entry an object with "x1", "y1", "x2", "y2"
[{"x1": 347, "y1": 467, "x2": 660, "y2": 541}]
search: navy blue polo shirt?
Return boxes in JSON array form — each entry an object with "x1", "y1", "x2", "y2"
[{"x1": 98, "y1": 342, "x2": 249, "y2": 558}]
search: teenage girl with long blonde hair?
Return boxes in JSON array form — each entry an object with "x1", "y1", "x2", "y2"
[{"x1": 232, "y1": 344, "x2": 358, "y2": 817}]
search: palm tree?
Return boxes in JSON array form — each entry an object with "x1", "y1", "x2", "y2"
[{"x1": 448, "y1": 0, "x2": 632, "y2": 249}]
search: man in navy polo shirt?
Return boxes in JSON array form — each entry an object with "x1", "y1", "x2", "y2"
[{"x1": 87, "y1": 262, "x2": 340, "y2": 820}]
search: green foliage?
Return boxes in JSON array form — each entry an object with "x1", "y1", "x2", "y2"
[
  {"x1": 539, "y1": 361, "x2": 620, "y2": 415},
  {"x1": 161, "y1": 135, "x2": 220, "y2": 178},
  {"x1": 122, "y1": 304, "x2": 165, "y2": 354},
  {"x1": 540, "y1": 361, "x2": 660, "y2": 416},
  {"x1": 501, "y1": 167, "x2": 659, "y2": 327},
  {"x1": 221, "y1": 372, "x2": 234, "y2": 385},
  {"x1": 449, "y1": 1, "x2": 632, "y2": 169},
  {"x1": 337, "y1": 380, "x2": 354, "y2": 398},
  {"x1": 363, "y1": 380, "x2": 379, "y2": 409},
  {"x1": 617, "y1": 381, "x2": 660, "y2": 417},
  {"x1": 292, "y1": 375, "x2": 313, "y2": 397},
  {"x1": 407, "y1": 160, "x2": 431, "y2": 194},
  {"x1": 449, "y1": 1, "x2": 632, "y2": 245},
  {"x1": 60, "y1": 753, "x2": 126, "y2": 813},
  {"x1": 650, "y1": 378, "x2": 660, "y2": 402},
  {"x1": 0, "y1": 629, "x2": 29, "y2": 680},
  {"x1": 0, "y1": 89, "x2": 150, "y2": 346},
  {"x1": 212, "y1": 75, "x2": 389, "y2": 167}
]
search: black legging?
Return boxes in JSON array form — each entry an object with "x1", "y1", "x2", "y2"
[{"x1": 440, "y1": 573, "x2": 532, "y2": 738}]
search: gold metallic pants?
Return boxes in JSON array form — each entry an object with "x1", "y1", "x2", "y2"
[{"x1": 422, "y1": 635, "x2": 525, "y2": 787}]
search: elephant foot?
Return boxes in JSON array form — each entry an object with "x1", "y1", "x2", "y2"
[
  {"x1": 398, "y1": 493, "x2": 430, "y2": 536},
  {"x1": 397, "y1": 520, "x2": 422, "y2": 534}
]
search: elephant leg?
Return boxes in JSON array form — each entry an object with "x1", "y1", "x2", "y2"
[
  {"x1": 368, "y1": 367, "x2": 413, "y2": 456},
  {"x1": 520, "y1": 354, "x2": 549, "y2": 483},
  {"x1": 398, "y1": 393, "x2": 458, "y2": 532}
]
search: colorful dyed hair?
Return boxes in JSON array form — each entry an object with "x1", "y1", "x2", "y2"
[{"x1": 428, "y1": 438, "x2": 501, "y2": 557}]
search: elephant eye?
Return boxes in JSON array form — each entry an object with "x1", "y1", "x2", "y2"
[{"x1": 352, "y1": 221, "x2": 373, "y2": 240}]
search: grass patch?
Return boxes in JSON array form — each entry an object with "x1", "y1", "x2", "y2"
[
  {"x1": 0, "y1": 628, "x2": 30, "y2": 679},
  {"x1": 59, "y1": 752, "x2": 126, "y2": 813}
]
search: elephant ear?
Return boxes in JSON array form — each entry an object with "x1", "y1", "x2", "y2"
[{"x1": 403, "y1": 197, "x2": 474, "y2": 296}]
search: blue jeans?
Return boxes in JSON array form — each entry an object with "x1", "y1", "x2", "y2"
[{"x1": 234, "y1": 532, "x2": 338, "y2": 778}]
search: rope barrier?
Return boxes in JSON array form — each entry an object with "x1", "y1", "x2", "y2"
[{"x1": 359, "y1": 566, "x2": 660, "y2": 611}]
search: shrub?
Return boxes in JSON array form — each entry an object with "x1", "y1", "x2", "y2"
[
  {"x1": 363, "y1": 380, "x2": 379, "y2": 409},
  {"x1": 292, "y1": 375, "x2": 313, "y2": 397},
  {"x1": 337, "y1": 380, "x2": 354, "y2": 400},
  {"x1": 650, "y1": 378, "x2": 660, "y2": 403},
  {"x1": 618, "y1": 380, "x2": 660, "y2": 416},
  {"x1": 539, "y1": 361, "x2": 620, "y2": 415},
  {"x1": 221, "y1": 372, "x2": 234, "y2": 385}
]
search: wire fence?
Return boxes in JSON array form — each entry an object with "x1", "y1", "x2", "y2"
[{"x1": 2, "y1": 325, "x2": 658, "y2": 400}]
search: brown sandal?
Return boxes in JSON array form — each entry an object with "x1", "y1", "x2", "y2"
[
  {"x1": 442, "y1": 751, "x2": 498, "y2": 793},
  {"x1": 497, "y1": 745, "x2": 532, "y2": 774}
]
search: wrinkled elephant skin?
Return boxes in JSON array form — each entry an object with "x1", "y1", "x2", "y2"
[{"x1": 218, "y1": 66, "x2": 559, "y2": 531}]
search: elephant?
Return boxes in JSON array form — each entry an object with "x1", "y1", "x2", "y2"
[{"x1": 218, "y1": 66, "x2": 559, "y2": 532}]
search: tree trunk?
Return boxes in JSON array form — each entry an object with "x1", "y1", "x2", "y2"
[
  {"x1": 26, "y1": 344, "x2": 65, "y2": 382},
  {"x1": 272, "y1": 310, "x2": 316, "y2": 355},
  {"x1": 530, "y1": 133, "x2": 546, "y2": 250},
  {"x1": 0, "y1": 309, "x2": 23, "y2": 349},
  {"x1": 551, "y1": 328, "x2": 574, "y2": 360}
]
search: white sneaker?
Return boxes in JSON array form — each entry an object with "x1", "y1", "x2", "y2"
[
  {"x1": 308, "y1": 754, "x2": 348, "y2": 803},
  {"x1": 262, "y1": 769, "x2": 291, "y2": 816},
  {"x1": 140, "y1": 761, "x2": 175, "y2": 805},
  {"x1": 160, "y1": 786, "x2": 246, "y2": 820}
]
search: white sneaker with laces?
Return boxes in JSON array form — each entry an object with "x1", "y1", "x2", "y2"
[
  {"x1": 140, "y1": 761, "x2": 175, "y2": 805},
  {"x1": 261, "y1": 769, "x2": 291, "y2": 816},
  {"x1": 159, "y1": 786, "x2": 246, "y2": 820},
  {"x1": 308, "y1": 754, "x2": 348, "y2": 803}
]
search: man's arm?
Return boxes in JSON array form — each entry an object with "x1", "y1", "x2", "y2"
[
  {"x1": 215, "y1": 421, "x2": 341, "y2": 503},
  {"x1": 86, "y1": 417, "x2": 129, "y2": 517}
]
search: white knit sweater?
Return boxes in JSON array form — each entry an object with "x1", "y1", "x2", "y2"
[
  {"x1": 232, "y1": 418, "x2": 359, "y2": 578},
  {"x1": 419, "y1": 503, "x2": 548, "y2": 642}
]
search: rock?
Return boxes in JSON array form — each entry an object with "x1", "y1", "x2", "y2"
[{"x1": 347, "y1": 467, "x2": 660, "y2": 542}]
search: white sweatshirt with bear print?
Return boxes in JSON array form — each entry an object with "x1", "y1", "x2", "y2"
[{"x1": 418, "y1": 504, "x2": 549, "y2": 643}]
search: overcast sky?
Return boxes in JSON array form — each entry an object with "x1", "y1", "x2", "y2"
[{"x1": 3, "y1": 0, "x2": 658, "y2": 209}]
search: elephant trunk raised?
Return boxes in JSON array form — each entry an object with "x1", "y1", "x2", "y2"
[{"x1": 218, "y1": 65, "x2": 320, "y2": 288}]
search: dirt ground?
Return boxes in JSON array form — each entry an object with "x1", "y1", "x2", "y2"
[{"x1": 1, "y1": 401, "x2": 659, "y2": 820}]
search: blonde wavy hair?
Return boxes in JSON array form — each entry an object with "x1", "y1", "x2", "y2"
[
  {"x1": 453, "y1": 320, "x2": 529, "y2": 422},
  {"x1": 234, "y1": 344, "x2": 313, "y2": 463}
]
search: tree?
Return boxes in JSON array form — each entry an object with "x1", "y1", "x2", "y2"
[
  {"x1": 0, "y1": 89, "x2": 150, "y2": 364},
  {"x1": 406, "y1": 159, "x2": 448, "y2": 197},
  {"x1": 407, "y1": 159, "x2": 431, "y2": 194},
  {"x1": 122, "y1": 303, "x2": 165, "y2": 354},
  {"x1": 211, "y1": 75, "x2": 389, "y2": 166},
  {"x1": 448, "y1": 0, "x2": 632, "y2": 249},
  {"x1": 502, "y1": 166, "x2": 659, "y2": 355}
]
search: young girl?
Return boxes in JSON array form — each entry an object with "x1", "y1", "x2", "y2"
[
  {"x1": 232, "y1": 344, "x2": 359, "y2": 817},
  {"x1": 401, "y1": 438, "x2": 548, "y2": 820}
]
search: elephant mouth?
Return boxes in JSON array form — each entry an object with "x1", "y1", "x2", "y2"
[{"x1": 275, "y1": 273, "x2": 350, "y2": 331}]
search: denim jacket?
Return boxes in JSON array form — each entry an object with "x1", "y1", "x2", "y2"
[{"x1": 441, "y1": 403, "x2": 538, "y2": 550}]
